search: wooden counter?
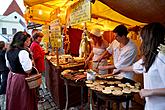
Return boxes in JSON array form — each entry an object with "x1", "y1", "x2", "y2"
[{"x1": 45, "y1": 57, "x2": 85, "y2": 109}]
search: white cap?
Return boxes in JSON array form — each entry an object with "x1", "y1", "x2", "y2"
[{"x1": 90, "y1": 28, "x2": 102, "y2": 37}]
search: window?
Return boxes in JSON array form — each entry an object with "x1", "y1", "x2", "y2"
[
  {"x1": 14, "y1": 16, "x2": 17, "y2": 19},
  {"x1": 2, "y1": 28, "x2": 7, "y2": 34},
  {"x1": 12, "y1": 28, "x2": 17, "y2": 34}
]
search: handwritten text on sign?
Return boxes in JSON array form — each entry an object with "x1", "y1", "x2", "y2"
[
  {"x1": 50, "y1": 19, "x2": 62, "y2": 48},
  {"x1": 70, "y1": 0, "x2": 91, "y2": 25}
]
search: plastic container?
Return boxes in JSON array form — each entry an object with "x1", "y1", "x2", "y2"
[{"x1": 87, "y1": 71, "x2": 96, "y2": 81}]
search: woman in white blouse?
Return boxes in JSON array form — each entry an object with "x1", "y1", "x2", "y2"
[
  {"x1": 85, "y1": 28, "x2": 109, "y2": 74},
  {"x1": 114, "y1": 22, "x2": 165, "y2": 110},
  {"x1": 5, "y1": 31, "x2": 38, "y2": 110}
]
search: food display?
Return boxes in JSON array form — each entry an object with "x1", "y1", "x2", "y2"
[
  {"x1": 61, "y1": 69, "x2": 86, "y2": 82},
  {"x1": 46, "y1": 55, "x2": 85, "y2": 68},
  {"x1": 61, "y1": 68, "x2": 141, "y2": 96},
  {"x1": 86, "y1": 75, "x2": 141, "y2": 96}
]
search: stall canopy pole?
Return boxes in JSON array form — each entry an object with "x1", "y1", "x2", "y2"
[{"x1": 56, "y1": 47, "x2": 60, "y2": 68}]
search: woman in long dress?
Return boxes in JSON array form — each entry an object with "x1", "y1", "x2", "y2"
[{"x1": 6, "y1": 31, "x2": 38, "y2": 110}]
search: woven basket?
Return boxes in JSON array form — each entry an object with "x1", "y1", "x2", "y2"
[{"x1": 25, "y1": 67, "x2": 42, "y2": 89}]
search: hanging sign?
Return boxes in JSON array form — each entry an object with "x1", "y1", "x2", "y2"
[
  {"x1": 42, "y1": 25, "x2": 49, "y2": 43},
  {"x1": 70, "y1": 0, "x2": 91, "y2": 26},
  {"x1": 50, "y1": 19, "x2": 62, "y2": 48}
]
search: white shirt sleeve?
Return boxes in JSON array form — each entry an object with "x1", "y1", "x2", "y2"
[
  {"x1": 133, "y1": 58, "x2": 144, "y2": 74},
  {"x1": 5, "y1": 54, "x2": 10, "y2": 68},
  {"x1": 115, "y1": 48, "x2": 137, "y2": 68},
  {"x1": 106, "y1": 40, "x2": 119, "y2": 54},
  {"x1": 19, "y1": 50, "x2": 32, "y2": 72},
  {"x1": 156, "y1": 52, "x2": 165, "y2": 85}
]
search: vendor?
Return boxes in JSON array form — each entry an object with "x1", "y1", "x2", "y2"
[
  {"x1": 98, "y1": 25, "x2": 138, "y2": 79},
  {"x1": 85, "y1": 28, "x2": 109, "y2": 74}
]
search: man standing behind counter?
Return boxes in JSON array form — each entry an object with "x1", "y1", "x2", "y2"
[{"x1": 98, "y1": 24, "x2": 138, "y2": 80}]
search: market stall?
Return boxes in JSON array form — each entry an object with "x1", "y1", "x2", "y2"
[
  {"x1": 45, "y1": 55, "x2": 85, "y2": 109},
  {"x1": 22, "y1": 0, "x2": 164, "y2": 109},
  {"x1": 61, "y1": 69, "x2": 141, "y2": 110}
]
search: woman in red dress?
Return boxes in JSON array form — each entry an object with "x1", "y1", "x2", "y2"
[{"x1": 30, "y1": 32, "x2": 45, "y2": 73}]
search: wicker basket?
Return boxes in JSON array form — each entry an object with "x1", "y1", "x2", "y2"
[{"x1": 25, "y1": 67, "x2": 42, "y2": 89}]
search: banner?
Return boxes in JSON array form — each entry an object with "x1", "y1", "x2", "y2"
[
  {"x1": 50, "y1": 19, "x2": 62, "y2": 48},
  {"x1": 70, "y1": 0, "x2": 91, "y2": 26},
  {"x1": 42, "y1": 25, "x2": 49, "y2": 43}
]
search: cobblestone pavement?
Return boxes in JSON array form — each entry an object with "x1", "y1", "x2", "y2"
[
  {"x1": 0, "y1": 87, "x2": 59, "y2": 110},
  {"x1": 38, "y1": 87, "x2": 60, "y2": 110},
  {"x1": 0, "y1": 76, "x2": 60, "y2": 110}
]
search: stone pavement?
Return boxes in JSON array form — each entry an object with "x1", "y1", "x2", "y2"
[
  {"x1": 0, "y1": 75, "x2": 60, "y2": 110},
  {"x1": 38, "y1": 87, "x2": 60, "y2": 110},
  {"x1": 0, "y1": 87, "x2": 59, "y2": 110}
]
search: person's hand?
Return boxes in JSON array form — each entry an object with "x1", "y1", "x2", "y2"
[
  {"x1": 139, "y1": 89, "x2": 153, "y2": 99},
  {"x1": 93, "y1": 68, "x2": 99, "y2": 72},
  {"x1": 96, "y1": 56, "x2": 102, "y2": 62},
  {"x1": 112, "y1": 69, "x2": 120, "y2": 75},
  {"x1": 84, "y1": 58, "x2": 89, "y2": 68},
  {"x1": 45, "y1": 50, "x2": 48, "y2": 54},
  {"x1": 98, "y1": 66, "x2": 107, "y2": 70},
  {"x1": 32, "y1": 60, "x2": 35, "y2": 66}
]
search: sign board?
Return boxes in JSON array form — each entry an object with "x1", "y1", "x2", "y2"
[
  {"x1": 42, "y1": 25, "x2": 49, "y2": 43},
  {"x1": 70, "y1": 0, "x2": 91, "y2": 25},
  {"x1": 50, "y1": 19, "x2": 62, "y2": 48}
]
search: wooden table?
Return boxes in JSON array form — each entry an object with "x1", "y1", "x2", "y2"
[
  {"x1": 45, "y1": 57, "x2": 85, "y2": 109},
  {"x1": 61, "y1": 75, "x2": 88, "y2": 110}
]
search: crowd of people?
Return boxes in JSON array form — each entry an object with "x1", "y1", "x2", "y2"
[
  {"x1": 113, "y1": 22, "x2": 165, "y2": 110},
  {"x1": 0, "y1": 22, "x2": 165, "y2": 110},
  {"x1": 85, "y1": 22, "x2": 165, "y2": 110}
]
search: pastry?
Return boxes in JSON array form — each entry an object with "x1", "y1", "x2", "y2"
[{"x1": 112, "y1": 90, "x2": 123, "y2": 96}]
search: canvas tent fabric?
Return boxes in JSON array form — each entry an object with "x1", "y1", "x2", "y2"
[
  {"x1": 100, "y1": 0, "x2": 165, "y2": 24},
  {"x1": 23, "y1": 0, "x2": 148, "y2": 30}
]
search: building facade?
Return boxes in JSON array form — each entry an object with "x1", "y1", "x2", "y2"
[{"x1": 0, "y1": 0, "x2": 27, "y2": 42}]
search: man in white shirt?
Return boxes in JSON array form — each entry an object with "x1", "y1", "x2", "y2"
[
  {"x1": 98, "y1": 25, "x2": 137, "y2": 79},
  {"x1": 98, "y1": 24, "x2": 138, "y2": 108}
]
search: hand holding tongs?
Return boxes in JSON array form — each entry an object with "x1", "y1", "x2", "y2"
[{"x1": 93, "y1": 60, "x2": 101, "y2": 72}]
